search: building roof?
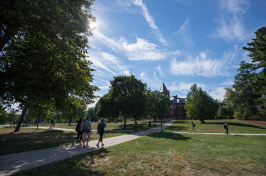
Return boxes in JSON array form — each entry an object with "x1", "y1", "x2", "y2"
[
  {"x1": 170, "y1": 95, "x2": 186, "y2": 104},
  {"x1": 160, "y1": 83, "x2": 169, "y2": 93}
]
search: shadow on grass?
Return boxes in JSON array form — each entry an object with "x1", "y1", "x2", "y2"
[
  {"x1": 15, "y1": 148, "x2": 110, "y2": 176},
  {"x1": 0, "y1": 130, "x2": 75, "y2": 156},
  {"x1": 149, "y1": 132, "x2": 191, "y2": 141},
  {"x1": 173, "y1": 120, "x2": 189, "y2": 124},
  {"x1": 165, "y1": 126, "x2": 187, "y2": 131},
  {"x1": 206, "y1": 122, "x2": 266, "y2": 130}
]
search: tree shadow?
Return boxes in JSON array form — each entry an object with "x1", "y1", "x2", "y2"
[
  {"x1": 16, "y1": 148, "x2": 111, "y2": 176},
  {"x1": 165, "y1": 126, "x2": 187, "y2": 131},
  {"x1": 173, "y1": 120, "x2": 189, "y2": 124},
  {"x1": 149, "y1": 132, "x2": 191, "y2": 141},
  {"x1": 206, "y1": 122, "x2": 266, "y2": 130}
]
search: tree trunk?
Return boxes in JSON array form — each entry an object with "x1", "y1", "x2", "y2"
[
  {"x1": 200, "y1": 119, "x2": 206, "y2": 123},
  {"x1": 14, "y1": 105, "x2": 27, "y2": 132},
  {"x1": 123, "y1": 114, "x2": 126, "y2": 129}
]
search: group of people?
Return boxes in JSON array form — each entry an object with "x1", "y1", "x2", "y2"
[
  {"x1": 73, "y1": 116, "x2": 106, "y2": 148},
  {"x1": 190, "y1": 121, "x2": 229, "y2": 135}
]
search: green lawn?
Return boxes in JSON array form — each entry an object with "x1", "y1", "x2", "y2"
[
  {"x1": 37, "y1": 119, "x2": 168, "y2": 131},
  {"x1": 0, "y1": 127, "x2": 129, "y2": 156},
  {"x1": 0, "y1": 119, "x2": 168, "y2": 156},
  {"x1": 165, "y1": 119, "x2": 266, "y2": 134},
  {"x1": 15, "y1": 132, "x2": 266, "y2": 176}
]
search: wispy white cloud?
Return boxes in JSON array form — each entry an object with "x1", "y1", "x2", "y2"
[
  {"x1": 154, "y1": 65, "x2": 164, "y2": 77},
  {"x1": 213, "y1": 0, "x2": 249, "y2": 41},
  {"x1": 133, "y1": 0, "x2": 168, "y2": 46},
  {"x1": 140, "y1": 72, "x2": 162, "y2": 90},
  {"x1": 88, "y1": 51, "x2": 130, "y2": 76},
  {"x1": 168, "y1": 81, "x2": 206, "y2": 96},
  {"x1": 123, "y1": 37, "x2": 157, "y2": 51},
  {"x1": 221, "y1": 80, "x2": 234, "y2": 86},
  {"x1": 220, "y1": 0, "x2": 248, "y2": 15},
  {"x1": 175, "y1": 18, "x2": 193, "y2": 46},
  {"x1": 209, "y1": 87, "x2": 226, "y2": 101},
  {"x1": 123, "y1": 37, "x2": 180, "y2": 60},
  {"x1": 170, "y1": 52, "x2": 229, "y2": 77}
]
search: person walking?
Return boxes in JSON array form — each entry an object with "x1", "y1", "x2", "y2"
[
  {"x1": 190, "y1": 121, "x2": 196, "y2": 133},
  {"x1": 73, "y1": 118, "x2": 83, "y2": 146},
  {"x1": 12, "y1": 120, "x2": 16, "y2": 127},
  {"x1": 148, "y1": 120, "x2": 152, "y2": 133},
  {"x1": 96, "y1": 118, "x2": 106, "y2": 148},
  {"x1": 82, "y1": 116, "x2": 92, "y2": 148},
  {"x1": 50, "y1": 119, "x2": 53, "y2": 129},
  {"x1": 224, "y1": 122, "x2": 229, "y2": 135}
]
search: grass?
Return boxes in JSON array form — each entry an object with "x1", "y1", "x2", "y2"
[
  {"x1": 14, "y1": 132, "x2": 266, "y2": 176},
  {"x1": 0, "y1": 127, "x2": 129, "y2": 156},
  {"x1": 165, "y1": 119, "x2": 266, "y2": 134},
  {"x1": 34, "y1": 119, "x2": 168, "y2": 131},
  {"x1": 0, "y1": 119, "x2": 167, "y2": 156}
]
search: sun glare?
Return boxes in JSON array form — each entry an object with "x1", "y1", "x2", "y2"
[{"x1": 89, "y1": 21, "x2": 97, "y2": 30}]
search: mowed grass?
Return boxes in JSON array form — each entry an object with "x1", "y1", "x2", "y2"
[
  {"x1": 38, "y1": 119, "x2": 168, "y2": 131},
  {"x1": 15, "y1": 133, "x2": 266, "y2": 176},
  {"x1": 165, "y1": 119, "x2": 266, "y2": 134},
  {"x1": 0, "y1": 127, "x2": 129, "y2": 156}
]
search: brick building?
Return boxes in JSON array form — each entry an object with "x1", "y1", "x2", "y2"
[{"x1": 160, "y1": 83, "x2": 187, "y2": 119}]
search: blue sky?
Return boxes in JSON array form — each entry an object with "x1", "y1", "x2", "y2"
[{"x1": 87, "y1": 0, "x2": 266, "y2": 107}]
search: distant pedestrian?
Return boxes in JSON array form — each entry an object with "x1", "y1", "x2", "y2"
[
  {"x1": 73, "y1": 118, "x2": 83, "y2": 146},
  {"x1": 224, "y1": 122, "x2": 229, "y2": 135},
  {"x1": 12, "y1": 120, "x2": 16, "y2": 127},
  {"x1": 82, "y1": 116, "x2": 92, "y2": 148},
  {"x1": 190, "y1": 121, "x2": 196, "y2": 133},
  {"x1": 53, "y1": 119, "x2": 55, "y2": 128},
  {"x1": 148, "y1": 120, "x2": 152, "y2": 133},
  {"x1": 96, "y1": 118, "x2": 106, "y2": 148},
  {"x1": 50, "y1": 119, "x2": 53, "y2": 129}
]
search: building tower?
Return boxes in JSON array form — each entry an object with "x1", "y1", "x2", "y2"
[{"x1": 160, "y1": 83, "x2": 169, "y2": 97}]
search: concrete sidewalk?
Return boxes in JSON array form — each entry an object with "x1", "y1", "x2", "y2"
[
  {"x1": 164, "y1": 131, "x2": 266, "y2": 136},
  {"x1": 0, "y1": 120, "x2": 175, "y2": 176}
]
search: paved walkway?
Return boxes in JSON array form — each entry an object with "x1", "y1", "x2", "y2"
[
  {"x1": 163, "y1": 131, "x2": 266, "y2": 136},
  {"x1": 24, "y1": 126, "x2": 134, "y2": 133},
  {"x1": 0, "y1": 120, "x2": 175, "y2": 176}
]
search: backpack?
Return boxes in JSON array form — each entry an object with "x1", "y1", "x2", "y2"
[
  {"x1": 193, "y1": 123, "x2": 195, "y2": 127},
  {"x1": 98, "y1": 122, "x2": 105, "y2": 132},
  {"x1": 224, "y1": 125, "x2": 227, "y2": 129},
  {"x1": 82, "y1": 120, "x2": 88, "y2": 131}
]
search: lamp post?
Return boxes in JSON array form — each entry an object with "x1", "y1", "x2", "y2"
[{"x1": 159, "y1": 98, "x2": 162, "y2": 132}]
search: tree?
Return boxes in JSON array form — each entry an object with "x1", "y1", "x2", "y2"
[
  {"x1": 144, "y1": 90, "x2": 170, "y2": 121},
  {"x1": 61, "y1": 97, "x2": 87, "y2": 125},
  {"x1": 96, "y1": 93, "x2": 119, "y2": 122},
  {"x1": 87, "y1": 107, "x2": 97, "y2": 122},
  {"x1": 232, "y1": 61, "x2": 261, "y2": 119},
  {"x1": 0, "y1": 0, "x2": 99, "y2": 132},
  {"x1": 243, "y1": 26, "x2": 266, "y2": 118},
  {"x1": 185, "y1": 84, "x2": 219, "y2": 123},
  {"x1": 110, "y1": 75, "x2": 146, "y2": 129}
]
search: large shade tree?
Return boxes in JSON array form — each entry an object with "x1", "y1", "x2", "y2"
[
  {"x1": 96, "y1": 93, "x2": 119, "y2": 122},
  {"x1": 109, "y1": 75, "x2": 146, "y2": 129},
  {"x1": 144, "y1": 90, "x2": 170, "y2": 121},
  {"x1": 0, "y1": 0, "x2": 99, "y2": 132},
  {"x1": 225, "y1": 27, "x2": 266, "y2": 119},
  {"x1": 185, "y1": 84, "x2": 219, "y2": 123}
]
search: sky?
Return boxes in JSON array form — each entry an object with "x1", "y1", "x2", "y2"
[{"x1": 87, "y1": 0, "x2": 266, "y2": 107}]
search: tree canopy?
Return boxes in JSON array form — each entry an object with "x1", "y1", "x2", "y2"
[
  {"x1": 101, "y1": 75, "x2": 147, "y2": 128},
  {"x1": 185, "y1": 84, "x2": 219, "y2": 123},
  {"x1": 225, "y1": 26, "x2": 266, "y2": 119},
  {"x1": 0, "y1": 0, "x2": 99, "y2": 131}
]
